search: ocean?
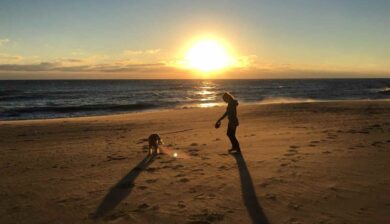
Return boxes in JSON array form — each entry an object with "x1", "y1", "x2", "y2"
[{"x1": 0, "y1": 79, "x2": 389, "y2": 120}]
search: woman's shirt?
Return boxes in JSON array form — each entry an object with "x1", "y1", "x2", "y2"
[{"x1": 227, "y1": 99, "x2": 239, "y2": 126}]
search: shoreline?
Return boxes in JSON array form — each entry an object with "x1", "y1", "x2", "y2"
[{"x1": 1, "y1": 99, "x2": 389, "y2": 123}]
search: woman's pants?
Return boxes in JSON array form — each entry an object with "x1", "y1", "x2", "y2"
[{"x1": 227, "y1": 124, "x2": 240, "y2": 149}]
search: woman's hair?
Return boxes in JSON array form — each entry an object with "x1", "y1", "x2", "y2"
[{"x1": 222, "y1": 92, "x2": 234, "y2": 102}]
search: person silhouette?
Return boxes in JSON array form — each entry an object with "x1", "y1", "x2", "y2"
[{"x1": 215, "y1": 92, "x2": 240, "y2": 153}]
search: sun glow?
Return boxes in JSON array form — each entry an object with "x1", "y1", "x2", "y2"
[{"x1": 183, "y1": 39, "x2": 235, "y2": 72}]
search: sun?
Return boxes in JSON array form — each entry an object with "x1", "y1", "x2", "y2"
[{"x1": 184, "y1": 39, "x2": 235, "y2": 72}]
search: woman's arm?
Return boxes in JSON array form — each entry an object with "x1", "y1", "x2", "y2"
[{"x1": 217, "y1": 111, "x2": 227, "y2": 123}]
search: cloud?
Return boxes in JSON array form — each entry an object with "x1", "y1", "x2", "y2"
[
  {"x1": 123, "y1": 49, "x2": 161, "y2": 56},
  {"x1": 1, "y1": 50, "x2": 388, "y2": 79},
  {"x1": 0, "y1": 60, "x2": 190, "y2": 79},
  {"x1": 0, "y1": 60, "x2": 174, "y2": 74},
  {"x1": 64, "y1": 58, "x2": 84, "y2": 63},
  {"x1": 0, "y1": 53, "x2": 24, "y2": 63},
  {"x1": 0, "y1": 62, "x2": 60, "y2": 71},
  {"x1": 71, "y1": 49, "x2": 85, "y2": 56},
  {"x1": 0, "y1": 38, "x2": 10, "y2": 47}
]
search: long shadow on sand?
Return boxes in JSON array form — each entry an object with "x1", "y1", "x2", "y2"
[
  {"x1": 93, "y1": 153, "x2": 157, "y2": 218},
  {"x1": 232, "y1": 152, "x2": 269, "y2": 224}
]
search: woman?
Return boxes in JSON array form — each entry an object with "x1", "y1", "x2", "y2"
[{"x1": 215, "y1": 92, "x2": 240, "y2": 153}]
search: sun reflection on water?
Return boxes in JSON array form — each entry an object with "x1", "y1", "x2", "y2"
[
  {"x1": 195, "y1": 81, "x2": 221, "y2": 108},
  {"x1": 199, "y1": 102, "x2": 221, "y2": 108}
]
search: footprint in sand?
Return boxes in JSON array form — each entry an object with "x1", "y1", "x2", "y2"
[
  {"x1": 159, "y1": 159, "x2": 175, "y2": 164},
  {"x1": 136, "y1": 203, "x2": 150, "y2": 211},
  {"x1": 265, "y1": 193, "x2": 277, "y2": 201},
  {"x1": 288, "y1": 202, "x2": 302, "y2": 210},
  {"x1": 23, "y1": 139, "x2": 34, "y2": 142},
  {"x1": 218, "y1": 165, "x2": 230, "y2": 170},
  {"x1": 57, "y1": 196, "x2": 83, "y2": 204},
  {"x1": 327, "y1": 134, "x2": 338, "y2": 140},
  {"x1": 145, "y1": 167, "x2": 158, "y2": 172},
  {"x1": 284, "y1": 152, "x2": 296, "y2": 157},
  {"x1": 137, "y1": 138, "x2": 148, "y2": 144},
  {"x1": 290, "y1": 145, "x2": 300, "y2": 149},
  {"x1": 188, "y1": 148, "x2": 200, "y2": 157},
  {"x1": 285, "y1": 217, "x2": 302, "y2": 224},
  {"x1": 190, "y1": 152, "x2": 200, "y2": 157},
  {"x1": 177, "y1": 203, "x2": 186, "y2": 209},
  {"x1": 137, "y1": 185, "x2": 148, "y2": 190},
  {"x1": 145, "y1": 179, "x2": 158, "y2": 184},
  {"x1": 218, "y1": 153, "x2": 229, "y2": 156},
  {"x1": 172, "y1": 164, "x2": 184, "y2": 170},
  {"x1": 218, "y1": 183, "x2": 227, "y2": 190},
  {"x1": 372, "y1": 141, "x2": 384, "y2": 147},
  {"x1": 106, "y1": 155, "x2": 128, "y2": 161},
  {"x1": 259, "y1": 182, "x2": 269, "y2": 188},
  {"x1": 188, "y1": 211, "x2": 224, "y2": 223},
  {"x1": 175, "y1": 173, "x2": 186, "y2": 178},
  {"x1": 103, "y1": 210, "x2": 130, "y2": 221},
  {"x1": 179, "y1": 178, "x2": 190, "y2": 183},
  {"x1": 368, "y1": 124, "x2": 381, "y2": 130}
]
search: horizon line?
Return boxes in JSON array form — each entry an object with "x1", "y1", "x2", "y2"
[{"x1": 1, "y1": 77, "x2": 389, "y2": 81}]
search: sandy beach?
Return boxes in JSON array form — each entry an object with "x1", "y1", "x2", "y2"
[{"x1": 0, "y1": 100, "x2": 389, "y2": 224}]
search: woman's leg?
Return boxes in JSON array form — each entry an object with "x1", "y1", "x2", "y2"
[{"x1": 227, "y1": 124, "x2": 240, "y2": 150}]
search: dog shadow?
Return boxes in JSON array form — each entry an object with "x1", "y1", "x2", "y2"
[
  {"x1": 93, "y1": 153, "x2": 157, "y2": 218},
  {"x1": 231, "y1": 152, "x2": 269, "y2": 224}
]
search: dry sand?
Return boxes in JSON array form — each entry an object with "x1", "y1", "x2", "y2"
[{"x1": 0, "y1": 100, "x2": 389, "y2": 224}]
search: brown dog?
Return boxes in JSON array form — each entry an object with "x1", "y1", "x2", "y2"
[{"x1": 148, "y1": 134, "x2": 163, "y2": 155}]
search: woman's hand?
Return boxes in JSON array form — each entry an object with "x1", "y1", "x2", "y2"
[{"x1": 215, "y1": 120, "x2": 221, "y2": 129}]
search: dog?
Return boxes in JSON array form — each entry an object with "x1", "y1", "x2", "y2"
[{"x1": 148, "y1": 134, "x2": 163, "y2": 155}]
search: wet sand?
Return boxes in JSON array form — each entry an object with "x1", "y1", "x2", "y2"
[{"x1": 0, "y1": 100, "x2": 389, "y2": 224}]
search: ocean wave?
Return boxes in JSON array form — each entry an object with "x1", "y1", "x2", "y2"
[
  {"x1": 2, "y1": 103, "x2": 157, "y2": 114},
  {"x1": 0, "y1": 90, "x2": 24, "y2": 96},
  {"x1": 0, "y1": 94, "x2": 46, "y2": 101},
  {"x1": 1, "y1": 79, "x2": 389, "y2": 120},
  {"x1": 257, "y1": 97, "x2": 317, "y2": 104},
  {"x1": 378, "y1": 87, "x2": 390, "y2": 94}
]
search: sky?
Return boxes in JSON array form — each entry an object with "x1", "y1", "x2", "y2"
[{"x1": 0, "y1": 0, "x2": 389, "y2": 79}]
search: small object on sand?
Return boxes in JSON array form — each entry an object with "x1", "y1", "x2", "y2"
[{"x1": 173, "y1": 152, "x2": 178, "y2": 158}]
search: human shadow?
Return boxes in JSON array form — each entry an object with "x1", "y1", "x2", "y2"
[
  {"x1": 231, "y1": 152, "x2": 269, "y2": 224},
  {"x1": 93, "y1": 153, "x2": 157, "y2": 218}
]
